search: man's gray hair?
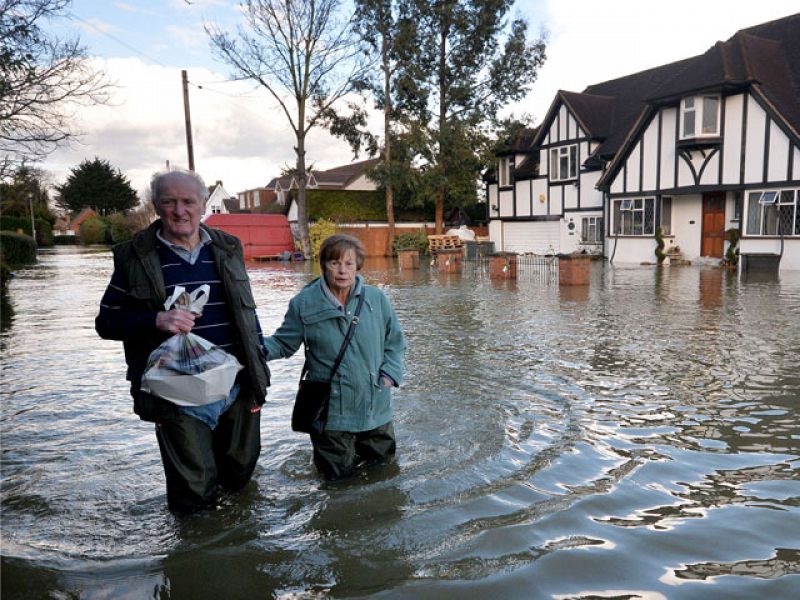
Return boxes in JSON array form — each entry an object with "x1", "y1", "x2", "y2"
[{"x1": 150, "y1": 168, "x2": 209, "y2": 205}]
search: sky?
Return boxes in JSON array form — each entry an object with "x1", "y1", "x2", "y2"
[{"x1": 36, "y1": 0, "x2": 800, "y2": 201}]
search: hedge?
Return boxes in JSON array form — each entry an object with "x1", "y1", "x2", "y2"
[
  {"x1": 0, "y1": 216, "x2": 32, "y2": 236},
  {"x1": 80, "y1": 216, "x2": 107, "y2": 245},
  {"x1": 306, "y1": 189, "x2": 436, "y2": 222},
  {"x1": 0, "y1": 231, "x2": 38, "y2": 265},
  {"x1": 393, "y1": 231, "x2": 429, "y2": 255}
]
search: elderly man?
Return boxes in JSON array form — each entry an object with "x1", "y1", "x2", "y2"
[{"x1": 96, "y1": 168, "x2": 269, "y2": 512}]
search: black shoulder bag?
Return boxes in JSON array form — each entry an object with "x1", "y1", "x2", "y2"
[{"x1": 292, "y1": 291, "x2": 365, "y2": 435}]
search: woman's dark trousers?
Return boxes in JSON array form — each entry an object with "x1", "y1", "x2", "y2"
[{"x1": 310, "y1": 421, "x2": 396, "y2": 480}]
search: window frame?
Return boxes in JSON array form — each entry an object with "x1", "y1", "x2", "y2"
[
  {"x1": 660, "y1": 196, "x2": 672, "y2": 236},
  {"x1": 680, "y1": 94, "x2": 721, "y2": 139},
  {"x1": 581, "y1": 216, "x2": 604, "y2": 244},
  {"x1": 613, "y1": 197, "x2": 656, "y2": 236},
  {"x1": 498, "y1": 156, "x2": 512, "y2": 188},
  {"x1": 745, "y1": 189, "x2": 800, "y2": 237},
  {"x1": 549, "y1": 144, "x2": 578, "y2": 182}
]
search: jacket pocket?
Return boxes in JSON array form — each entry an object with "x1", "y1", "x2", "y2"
[
  {"x1": 235, "y1": 277, "x2": 257, "y2": 308},
  {"x1": 371, "y1": 372, "x2": 391, "y2": 414}
]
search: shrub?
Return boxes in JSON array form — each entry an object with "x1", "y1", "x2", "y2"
[
  {"x1": 107, "y1": 212, "x2": 137, "y2": 243},
  {"x1": 0, "y1": 216, "x2": 32, "y2": 235},
  {"x1": 1, "y1": 261, "x2": 10, "y2": 288},
  {"x1": 394, "y1": 231, "x2": 429, "y2": 255},
  {"x1": 0, "y1": 231, "x2": 38, "y2": 265},
  {"x1": 308, "y1": 219, "x2": 338, "y2": 258},
  {"x1": 80, "y1": 216, "x2": 107, "y2": 245},
  {"x1": 654, "y1": 227, "x2": 666, "y2": 264},
  {"x1": 725, "y1": 229, "x2": 739, "y2": 266}
]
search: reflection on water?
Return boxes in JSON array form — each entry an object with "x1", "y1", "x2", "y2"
[{"x1": 1, "y1": 247, "x2": 799, "y2": 599}]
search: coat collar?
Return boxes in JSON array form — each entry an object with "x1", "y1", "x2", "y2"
[{"x1": 131, "y1": 220, "x2": 237, "y2": 260}]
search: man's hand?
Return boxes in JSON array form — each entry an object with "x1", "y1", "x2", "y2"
[{"x1": 156, "y1": 309, "x2": 197, "y2": 334}]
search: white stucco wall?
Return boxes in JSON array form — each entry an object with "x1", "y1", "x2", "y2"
[{"x1": 503, "y1": 221, "x2": 560, "y2": 254}]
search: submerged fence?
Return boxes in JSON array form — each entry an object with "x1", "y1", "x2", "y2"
[{"x1": 462, "y1": 253, "x2": 559, "y2": 283}]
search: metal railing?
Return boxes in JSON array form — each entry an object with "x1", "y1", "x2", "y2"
[{"x1": 462, "y1": 253, "x2": 559, "y2": 283}]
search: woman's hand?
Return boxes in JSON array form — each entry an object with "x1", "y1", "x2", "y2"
[{"x1": 382, "y1": 375, "x2": 393, "y2": 387}]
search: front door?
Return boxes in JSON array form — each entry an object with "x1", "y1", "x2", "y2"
[{"x1": 701, "y1": 192, "x2": 726, "y2": 257}]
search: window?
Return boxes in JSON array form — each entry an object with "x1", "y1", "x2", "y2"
[
  {"x1": 681, "y1": 95, "x2": 720, "y2": 138},
  {"x1": 613, "y1": 197, "x2": 656, "y2": 236},
  {"x1": 660, "y1": 196, "x2": 672, "y2": 236},
  {"x1": 745, "y1": 189, "x2": 800, "y2": 236},
  {"x1": 733, "y1": 191, "x2": 742, "y2": 221},
  {"x1": 581, "y1": 216, "x2": 603, "y2": 244},
  {"x1": 498, "y1": 157, "x2": 512, "y2": 187},
  {"x1": 549, "y1": 144, "x2": 578, "y2": 181}
]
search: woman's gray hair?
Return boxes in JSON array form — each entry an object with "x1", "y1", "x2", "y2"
[
  {"x1": 319, "y1": 234, "x2": 365, "y2": 270},
  {"x1": 150, "y1": 168, "x2": 208, "y2": 205}
]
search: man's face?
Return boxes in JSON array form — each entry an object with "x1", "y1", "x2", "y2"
[{"x1": 155, "y1": 175, "x2": 205, "y2": 245}]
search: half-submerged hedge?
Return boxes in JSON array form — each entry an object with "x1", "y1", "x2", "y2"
[{"x1": 0, "y1": 231, "x2": 38, "y2": 266}]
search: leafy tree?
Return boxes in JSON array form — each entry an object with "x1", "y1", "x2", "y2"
[
  {"x1": 0, "y1": 164, "x2": 55, "y2": 243},
  {"x1": 349, "y1": 0, "x2": 402, "y2": 254},
  {"x1": 56, "y1": 157, "x2": 138, "y2": 216},
  {"x1": 0, "y1": 0, "x2": 109, "y2": 179},
  {"x1": 79, "y1": 214, "x2": 106, "y2": 244},
  {"x1": 399, "y1": 0, "x2": 546, "y2": 232},
  {"x1": 207, "y1": 0, "x2": 372, "y2": 259}
]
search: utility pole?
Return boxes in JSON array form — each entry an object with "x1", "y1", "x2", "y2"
[
  {"x1": 28, "y1": 193, "x2": 36, "y2": 245},
  {"x1": 181, "y1": 69, "x2": 195, "y2": 171}
]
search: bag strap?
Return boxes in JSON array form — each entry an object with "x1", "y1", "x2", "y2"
[{"x1": 302, "y1": 289, "x2": 366, "y2": 383}]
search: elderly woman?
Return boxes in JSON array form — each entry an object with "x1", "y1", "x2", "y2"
[{"x1": 264, "y1": 234, "x2": 405, "y2": 479}]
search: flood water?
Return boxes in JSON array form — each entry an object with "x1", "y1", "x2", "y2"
[{"x1": 1, "y1": 246, "x2": 799, "y2": 599}]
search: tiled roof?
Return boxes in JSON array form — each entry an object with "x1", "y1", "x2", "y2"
[
  {"x1": 266, "y1": 158, "x2": 380, "y2": 191},
  {"x1": 514, "y1": 155, "x2": 539, "y2": 179},
  {"x1": 580, "y1": 57, "x2": 694, "y2": 159},
  {"x1": 559, "y1": 91, "x2": 615, "y2": 139},
  {"x1": 587, "y1": 13, "x2": 800, "y2": 159},
  {"x1": 497, "y1": 127, "x2": 538, "y2": 155}
]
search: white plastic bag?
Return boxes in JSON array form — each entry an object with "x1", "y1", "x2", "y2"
[{"x1": 140, "y1": 285, "x2": 243, "y2": 407}]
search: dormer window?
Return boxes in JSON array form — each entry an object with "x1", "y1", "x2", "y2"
[
  {"x1": 498, "y1": 156, "x2": 512, "y2": 187},
  {"x1": 549, "y1": 144, "x2": 577, "y2": 181},
  {"x1": 681, "y1": 95, "x2": 720, "y2": 138}
]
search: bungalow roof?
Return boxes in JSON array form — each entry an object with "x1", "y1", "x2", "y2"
[{"x1": 266, "y1": 158, "x2": 380, "y2": 191}]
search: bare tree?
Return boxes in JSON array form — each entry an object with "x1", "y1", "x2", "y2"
[
  {"x1": 0, "y1": 0, "x2": 110, "y2": 179},
  {"x1": 206, "y1": 0, "x2": 371, "y2": 258}
]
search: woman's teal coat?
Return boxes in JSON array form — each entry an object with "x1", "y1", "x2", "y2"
[{"x1": 263, "y1": 275, "x2": 405, "y2": 432}]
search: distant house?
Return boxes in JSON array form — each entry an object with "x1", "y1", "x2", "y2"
[
  {"x1": 202, "y1": 181, "x2": 234, "y2": 221},
  {"x1": 266, "y1": 158, "x2": 381, "y2": 223},
  {"x1": 69, "y1": 208, "x2": 97, "y2": 238},
  {"x1": 487, "y1": 13, "x2": 800, "y2": 270},
  {"x1": 52, "y1": 214, "x2": 72, "y2": 236},
  {"x1": 237, "y1": 187, "x2": 276, "y2": 212}
]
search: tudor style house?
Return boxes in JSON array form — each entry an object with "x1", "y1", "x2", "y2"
[{"x1": 487, "y1": 13, "x2": 800, "y2": 270}]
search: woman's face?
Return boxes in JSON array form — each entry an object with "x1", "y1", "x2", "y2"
[{"x1": 324, "y1": 248, "x2": 358, "y2": 295}]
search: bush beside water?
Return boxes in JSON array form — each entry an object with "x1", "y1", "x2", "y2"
[
  {"x1": 1, "y1": 231, "x2": 38, "y2": 289},
  {"x1": 80, "y1": 216, "x2": 108, "y2": 245},
  {"x1": 394, "y1": 231, "x2": 429, "y2": 256},
  {"x1": 1, "y1": 231, "x2": 38, "y2": 265}
]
